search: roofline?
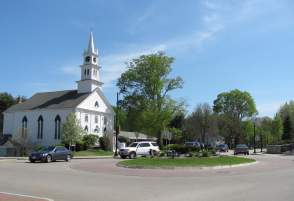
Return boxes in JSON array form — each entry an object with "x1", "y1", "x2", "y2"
[
  {"x1": 76, "y1": 88, "x2": 114, "y2": 114},
  {"x1": 4, "y1": 107, "x2": 76, "y2": 114}
]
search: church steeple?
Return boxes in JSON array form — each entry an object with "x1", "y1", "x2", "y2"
[
  {"x1": 77, "y1": 32, "x2": 103, "y2": 93},
  {"x1": 87, "y1": 32, "x2": 97, "y2": 55}
]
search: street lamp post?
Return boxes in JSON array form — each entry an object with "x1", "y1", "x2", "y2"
[
  {"x1": 114, "y1": 92, "x2": 119, "y2": 157},
  {"x1": 253, "y1": 117, "x2": 256, "y2": 154},
  {"x1": 260, "y1": 134, "x2": 263, "y2": 152}
]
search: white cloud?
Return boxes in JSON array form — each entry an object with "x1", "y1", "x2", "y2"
[
  {"x1": 60, "y1": 65, "x2": 80, "y2": 76},
  {"x1": 257, "y1": 101, "x2": 284, "y2": 117}
]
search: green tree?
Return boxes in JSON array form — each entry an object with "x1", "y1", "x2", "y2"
[
  {"x1": 278, "y1": 101, "x2": 294, "y2": 140},
  {"x1": 271, "y1": 114, "x2": 283, "y2": 143},
  {"x1": 282, "y1": 115, "x2": 292, "y2": 140},
  {"x1": 213, "y1": 89, "x2": 257, "y2": 145},
  {"x1": 61, "y1": 113, "x2": 84, "y2": 147},
  {"x1": 117, "y1": 52, "x2": 184, "y2": 145},
  {"x1": 185, "y1": 103, "x2": 218, "y2": 144}
]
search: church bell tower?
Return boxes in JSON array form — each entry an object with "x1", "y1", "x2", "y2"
[{"x1": 77, "y1": 32, "x2": 103, "y2": 93}]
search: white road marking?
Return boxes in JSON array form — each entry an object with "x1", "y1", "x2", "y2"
[{"x1": 0, "y1": 191, "x2": 54, "y2": 201}]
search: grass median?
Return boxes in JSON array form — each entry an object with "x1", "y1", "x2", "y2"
[{"x1": 118, "y1": 156, "x2": 255, "y2": 169}]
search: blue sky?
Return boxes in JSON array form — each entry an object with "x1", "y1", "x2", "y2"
[{"x1": 0, "y1": 0, "x2": 294, "y2": 117}]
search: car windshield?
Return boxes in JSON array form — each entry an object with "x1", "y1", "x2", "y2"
[
  {"x1": 151, "y1": 143, "x2": 158, "y2": 146},
  {"x1": 37, "y1": 146, "x2": 55, "y2": 152},
  {"x1": 129, "y1": 143, "x2": 138, "y2": 147},
  {"x1": 236, "y1": 144, "x2": 247, "y2": 148}
]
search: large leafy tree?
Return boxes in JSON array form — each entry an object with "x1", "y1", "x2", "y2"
[
  {"x1": 117, "y1": 52, "x2": 184, "y2": 145},
  {"x1": 213, "y1": 89, "x2": 257, "y2": 145},
  {"x1": 61, "y1": 113, "x2": 84, "y2": 147}
]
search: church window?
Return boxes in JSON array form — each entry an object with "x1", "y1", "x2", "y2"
[
  {"x1": 84, "y1": 69, "x2": 87, "y2": 76},
  {"x1": 22, "y1": 116, "x2": 28, "y2": 137},
  {"x1": 93, "y1": 57, "x2": 96, "y2": 63},
  {"x1": 55, "y1": 115, "x2": 61, "y2": 140},
  {"x1": 95, "y1": 115, "x2": 98, "y2": 123},
  {"x1": 104, "y1": 116, "x2": 107, "y2": 125},
  {"x1": 87, "y1": 69, "x2": 90, "y2": 75},
  {"x1": 37, "y1": 115, "x2": 43, "y2": 139},
  {"x1": 85, "y1": 114, "x2": 88, "y2": 122},
  {"x1": 85, "y1": 56, "x2": 91, "y2": 62},
  {"x1": 94, "y1": 125, "x2": 99, "y2": 133},
  {"x1": 95, "y1": 101, "x2": 99, "y2": 108},
  {"x1": 84, "y1": 126, "x2": 88, "y2": 132}
]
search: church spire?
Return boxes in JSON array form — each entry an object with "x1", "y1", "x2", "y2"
[
  {"x1": 77, "y1": 32, "x2": 103, "y2": 93},
  {"x1": 87, "y1": 32, "x2": 97, "y2": 55}
]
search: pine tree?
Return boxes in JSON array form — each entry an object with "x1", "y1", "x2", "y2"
[{"x1": 282, "y1": 115, "x2": 292, "y2": 140}]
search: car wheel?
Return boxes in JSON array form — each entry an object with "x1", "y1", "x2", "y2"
[
  {"x1": 120, "y1": 155, "x2": 127, "y2": 159},
  {"x1": 65, "y1": 154, "x2": 71, "y2": 162},
  {"x1": 129, "y1": 152, "x2": 136, "y2": 159},
  {"x1": 46, "y1": 155, "x2": 52, "y2": 163},
  {"x1": 29, "y1": 159, "x2": 35, "y2": 163}
]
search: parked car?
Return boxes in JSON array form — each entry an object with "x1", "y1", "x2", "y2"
[
  {"x1": 29, "y1": 146, "x2": 72, "y2": 163},
  {"x1": 119, "y1": 141, "x2": 160, "y2": 159},
  {"x1": 217, "y1": 144, "x2": 229, "y2": 152},
  {"x1": 234, "y1": 144, "x2": 249, "y2": 155},
  {"x1": 184, "y1": 141, "x2": 201, "y2": 148}
]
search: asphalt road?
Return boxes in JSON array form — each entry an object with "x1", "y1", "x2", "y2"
[{"x1": 0, "y1": 153, "x2": 293, "y2": 201}]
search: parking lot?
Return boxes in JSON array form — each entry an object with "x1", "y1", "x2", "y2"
[{"x1": 0, "y1": 153, "x2": 293, "y2": 201}]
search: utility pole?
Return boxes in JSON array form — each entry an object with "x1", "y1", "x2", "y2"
[
  {"x1": 260, "y1": 134, "x2": 263, "y2": 152},
  {"x1": 253, "y1": 121, "x2": 256, "y2": 154},
  {"x1": 114, "y1": 92, "x2": 119, "y2": 156}
]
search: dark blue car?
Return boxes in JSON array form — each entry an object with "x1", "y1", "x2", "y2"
[{"x1": 29, "y1": 146, "x2": 72, "y2": 163}]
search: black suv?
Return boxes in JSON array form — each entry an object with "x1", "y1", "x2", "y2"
[{"x1": 29, "y1": 146, "x2": 72, "y2": 163}]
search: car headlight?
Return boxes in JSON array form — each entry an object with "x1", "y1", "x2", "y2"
[{"x1": 42, "y1": 153, "x2": 48, "y2": 156}]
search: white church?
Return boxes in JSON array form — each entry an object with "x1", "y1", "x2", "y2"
[{"x1": 2, "y1": 32, "x2": 115, "y2": 148}]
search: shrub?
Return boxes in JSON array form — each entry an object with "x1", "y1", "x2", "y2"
[
  {"x1": 202, "y1": 150, "x2": 209, "y2": 157},
  {"x1": 99, "y1": 135, "x2": 111, "y2": 151},
  {"x1": 82, "y1": 134, "x2": 99, "y2": 150}
]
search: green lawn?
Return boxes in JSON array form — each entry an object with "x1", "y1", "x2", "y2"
[
  {"x1": 118, "y1": 156, "x2": 255, "y2": 169},
  {"x1": 74, "y1": 149, "x2": 113, "y2": 157}
]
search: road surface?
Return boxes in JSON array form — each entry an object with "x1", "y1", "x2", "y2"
[{"x1": 0, "y1": 153, "x2": 293, "y2": 201}]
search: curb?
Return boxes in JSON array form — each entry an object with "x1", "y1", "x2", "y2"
[
  {"x1": 117, "y1": 160, "x2": 258, "y2": 170},
  {"x1": 72, "y1": 156, "x2": 113, "y2": 159},
  {"x1": 204, "y1": 161, "x2": 258, "y2": 170}
]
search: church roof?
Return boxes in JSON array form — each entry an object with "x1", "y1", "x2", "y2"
[{"x1": 5, "y1": 90, "x2": 90, "y2": 112}]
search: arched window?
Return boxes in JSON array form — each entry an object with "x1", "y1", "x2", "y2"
[
  {"x1": 22, "y1": 116, "x2": 28, "y2": 137},
  {"x1": 94, "y1": 125, "x2": 99, "y2": 133},
  {"x1": 84, "y1": 126, "x2": 88, "y2": 132},
  {"x1": 37, "y1": 115, "x2": 43, "y2": 139},
  {"x1": 87, "y1": 69, "x2": 90, "y2": 75},
  {"x1": 84, "y1": 69, "x2": 87, "y2": 76},
  {"x1": 104, "y1": 116, "x2": 107, "y2": 125},
  {"x1": 55, "y1": 115, "x2": 61, "y2": 140},
  {"x1": 95, "y1": 101, "x2": 99, "y2": 108}
]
